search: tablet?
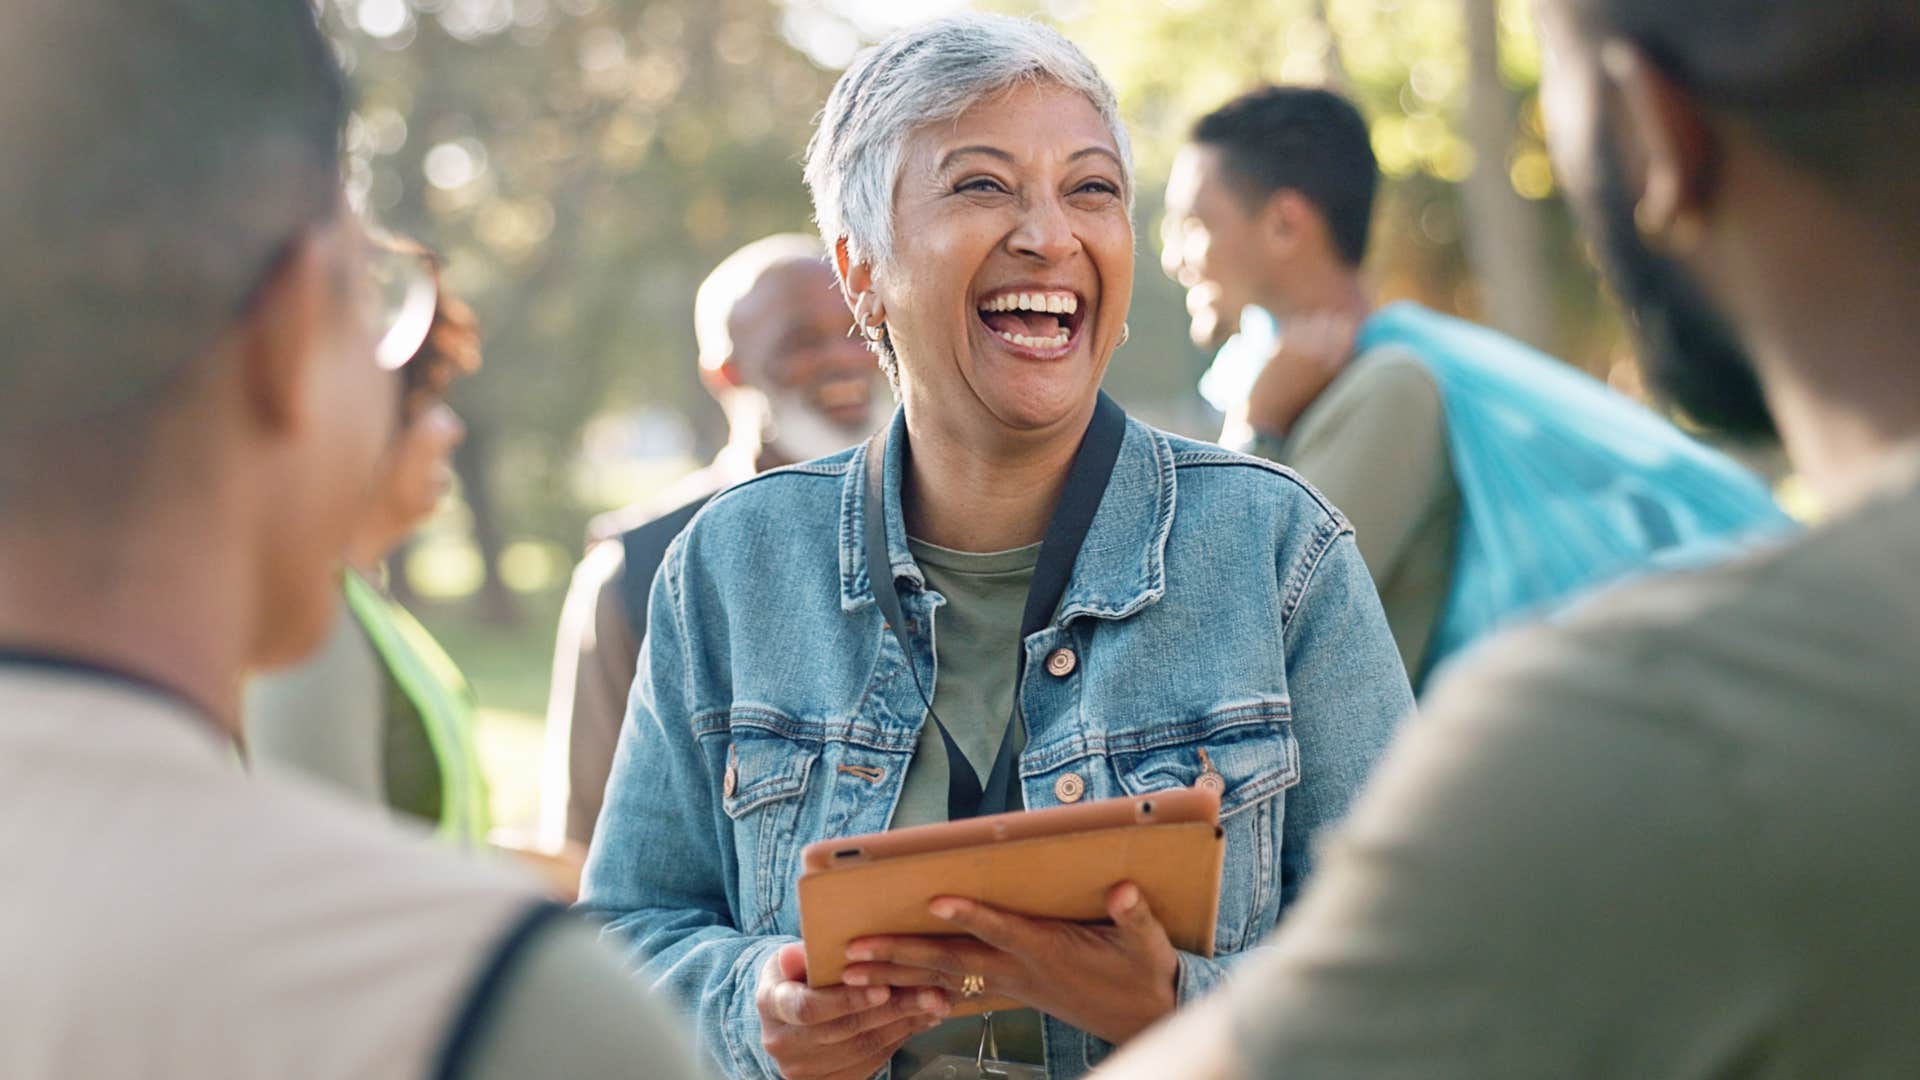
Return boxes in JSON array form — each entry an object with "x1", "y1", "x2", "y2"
[{"x1": 796, "y1": 788, "x2": 1225, "y2": 1016}]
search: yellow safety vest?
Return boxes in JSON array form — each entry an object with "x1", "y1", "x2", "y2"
[{"x1": 342, "y1": 571, "x2": 492, "y2": 846}]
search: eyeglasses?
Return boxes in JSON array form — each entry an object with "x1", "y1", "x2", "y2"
[
  {"x1": 360, "y1": 230, "x2": 439, "y2": 372},
  {"x1": 231, "y1": 214, "x2": 440, "y2": 374}
]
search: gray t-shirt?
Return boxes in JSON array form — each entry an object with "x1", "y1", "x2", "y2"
[
  {"x1": 892, "y1": 538, "x2": 1045, "y2": 1074},
  {"x1": 1222, "y1": 447, "x2": 1920, "y2": 1077},
  {"x1": 0, "y1": 668, "x2": 701, "y2": 1080}
]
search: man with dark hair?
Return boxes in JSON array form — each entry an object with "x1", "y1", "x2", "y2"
[
  {"x1": 0, "y1": 4, "x2": 697, "y2": 1076},
  {"x1": 1103, "y1": 0, "x2": 1920, "y2": 1073},
  {"x1": 1164, "y1": 87, "x2": 1455, "y2": 680},
  {"x1": 1162, "y1": 83, "x2": 1783, "y2": 688}
]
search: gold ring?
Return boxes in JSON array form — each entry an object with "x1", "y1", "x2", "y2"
[{"x1": 960, "y1": 973, "x2": 986, "y2": 998}]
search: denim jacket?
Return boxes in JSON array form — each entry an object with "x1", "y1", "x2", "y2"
[{"x1": 581, "y1": 411, "x2": 1413, "y2": 1079}]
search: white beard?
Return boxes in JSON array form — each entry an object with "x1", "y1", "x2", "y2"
[{"x1": 762, "y1": 386, "x2": 891, "y2": 464}]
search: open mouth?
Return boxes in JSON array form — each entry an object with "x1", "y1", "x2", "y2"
[{"x1": 976, "y1": 288, "x2": 1087, "y2": 356}]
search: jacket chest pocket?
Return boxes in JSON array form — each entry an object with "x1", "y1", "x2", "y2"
[
  {"x1": 720, "y1": 733, "x2": 816, "y2": 935},
  {"x1": 1109, "y1": 699, "x2": 1299, "y2": 954}
]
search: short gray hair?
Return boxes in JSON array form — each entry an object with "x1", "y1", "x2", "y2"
[{"x1": 804, "y1": 14, "x2": 1134, "y2": 274}]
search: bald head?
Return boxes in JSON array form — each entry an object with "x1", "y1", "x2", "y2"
[
  {"x1": 694, "y1": 234, "x2": 832, "y2": 373},
  {"x1": 689, "y1": 234, "x2": 882, "y2": 459}
]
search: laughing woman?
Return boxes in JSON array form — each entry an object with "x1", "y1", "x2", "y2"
[{"x1": 581, "y1": 15, "x2": 1412, "y2": 1080}]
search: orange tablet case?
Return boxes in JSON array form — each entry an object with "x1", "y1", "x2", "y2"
[{"x1": 797, "y1": 789, "x2": 1226, "y2": 1017}]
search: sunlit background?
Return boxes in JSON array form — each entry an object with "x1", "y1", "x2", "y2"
[{"x1": 320, "y1": 0, "x2": 1672, "y2": 831}]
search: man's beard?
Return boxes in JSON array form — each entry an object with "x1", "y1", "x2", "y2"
[
  {"x1": 1584, "y1": 132, "x2": 1779, "y2": 441},
  {"x1": 763, "y1": 386, "x2": 888, "y2": 463}
]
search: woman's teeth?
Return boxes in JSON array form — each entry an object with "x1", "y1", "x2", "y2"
[
  {"x1": 980, "y1": 292, "x2": 1079, "y2": 315},
  {"x1": 978, "y1": 290, "x2": 1079, "y2": 351},
  {"x1": 994, "y1": 327, "x2": 1071, "y2": 350}
]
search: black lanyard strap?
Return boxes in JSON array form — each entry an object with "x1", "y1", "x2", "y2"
[{"x1": 863, "y1": 392, "x2": 1128, "y2": 820}]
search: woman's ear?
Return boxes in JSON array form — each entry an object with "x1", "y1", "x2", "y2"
[
  {"x1": 1601, "y1": 40, "x2": 1716, "y2": 253},
  {"x1": 834, "y1": 237, "x2": 867, "y2": 306},
  {"x1": 834, "y1": 236, "x2": 884, "y2": 329}
]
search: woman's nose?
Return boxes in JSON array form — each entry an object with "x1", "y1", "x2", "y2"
[{"x1": 1008, "y1": 197, "x2": 1081, "y2": 263}]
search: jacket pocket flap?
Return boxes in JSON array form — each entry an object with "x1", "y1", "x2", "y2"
[
  {"x1": 1112, "y1": 699, "x2": 1298, "y2": 819},
  {"x1": 721, "y1": 735, "x2": 815, "y2": 818}
]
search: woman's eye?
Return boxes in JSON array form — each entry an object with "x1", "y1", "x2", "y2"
[
  {"x1": 1074, "y1": 179, "x2": 1121, "y2": 198},
  {"x1": 957, "y1": 177, "x2": 1009, "y2": 195}
]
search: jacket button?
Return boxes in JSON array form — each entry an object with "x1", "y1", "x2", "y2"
[
  {"x1": 723, "y1": 761, "x2": 738, "y2": 799},
  {"x1": 1053, "y1": 772, "x2": 1086, "y2": 803},
  {"x1": 1195, "y1": 770, "x2": 1226, "y2": 796},
  {"x1": 1045, "y1": 647, "x2": 1077, "y2": 678}
]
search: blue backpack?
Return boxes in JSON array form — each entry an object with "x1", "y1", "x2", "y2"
[{"x1": 1352, "y1": 302, "x2": 1792, "y2": 678}]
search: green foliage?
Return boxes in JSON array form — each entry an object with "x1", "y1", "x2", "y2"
[
  {"x1": 329, "y1": 0, "x2": 843, "y2": 555},
  {"x1": 326, "y1": 0, "x2": 1622, "y2": 587}
]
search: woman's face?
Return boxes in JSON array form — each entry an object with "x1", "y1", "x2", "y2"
[
  {"x1": 870, "y1": 80, "x2": 1133, "y2": 441},
  {"x1": 372, "y1": 391, "x2": 465, "y2": 540}
]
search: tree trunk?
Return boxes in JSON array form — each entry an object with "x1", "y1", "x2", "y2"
[
  {"x1": 1457, "y1": 0, "x2": 1557, "y2": 351},
  {"x1": 453, "y1": 424, "x2": 520, "y2": 627}
]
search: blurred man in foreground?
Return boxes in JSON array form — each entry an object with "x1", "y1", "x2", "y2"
[
  {"x1": 1102, "y1": 0, "x2": 1920, "y2": 1073},
  {"x1": 542, "y1": 234, "x2": 884, "y2": 848},
  {"x1": 0, "y1": 4, "x2": 698, "y2": 1077},
  {"x1": 1162, "y1": 86, "x2": 1785, "y2": 691}
]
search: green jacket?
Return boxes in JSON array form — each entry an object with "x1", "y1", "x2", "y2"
[{"x1": 343, "y1": 571, "x2": 492, "y2": 845}]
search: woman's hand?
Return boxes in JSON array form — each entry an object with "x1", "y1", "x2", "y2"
[
  {"x1": 840, "y1": 882, "x2": 1180, "y2": 1046},
  {"x1": 756, "y1": 942, "x2": 951, "y2": 1080}
]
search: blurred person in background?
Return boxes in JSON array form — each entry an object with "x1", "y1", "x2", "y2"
[
  {"x1": 580, "y1": 15, "x2": 1411, "y2": 1079},
  {"x1": 1162, "y1": 85, "x2": 1788, "y2": 691},
  {"x1": 541, "y1": 233, "x2": 885, "y2": 852},
  {"x1": 1102, "y1": 0, "x2": 1920, "y2": 1074},
  {"x1": 244, "y1": 245, "x2": 582, "y2": 896},
  {"x1": 247, "y1": 240, "x2": 491, "y2": 844},
  {"x1": 0, "y1": 3, "x2": 701, "y2": 1076}
]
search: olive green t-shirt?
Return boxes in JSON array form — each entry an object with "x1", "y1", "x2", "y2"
[
  {"x1": 892, "y1": 538, "x2": 1046, "y2": 1074},
  {"x1": 1250, "y1": 345, "x2": 1458, "y2": 687},
  {"x1": 1222, "y1": 448, "x2": 1920, "y2": 1076}
]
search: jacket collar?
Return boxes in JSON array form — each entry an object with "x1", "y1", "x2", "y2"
[{"x1": 839, "y1": 405, "x2": 1174, "y2": 623}]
